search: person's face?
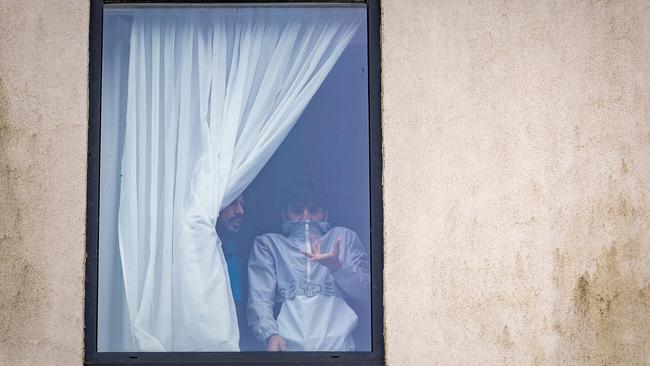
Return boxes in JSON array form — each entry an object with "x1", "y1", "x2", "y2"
[
  {"x1": 283, "y1": 202, "x2": 328, "y2": 222},
  {"x1": 217, "y1": 195, "x2": 245, "y2": 233}
]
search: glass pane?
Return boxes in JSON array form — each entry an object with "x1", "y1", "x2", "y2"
[{"x1": 99, "y1": 4, "x2": 370, "y2": 353}]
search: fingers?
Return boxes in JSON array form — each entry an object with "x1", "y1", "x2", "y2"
[
  {"x1": 305, "y1": 236, "x2": 342, "y2": 261},
  {"x1": 332, "y1": 236, "x2": 342, "y2": 255},
  {"x1": 268, "y1": 335, "x2": 287, "y2": 352},
  {"x1": 269, "y1": 344, "x2": 284, "y2": 352},
  {"x1": 305, "y1": 253, "x2": 325, "y2": 262},
  {"x1": 307, "y1": 252, "x2": 336, "y2": 262},
  {"x1": 309, "y1": 236, "x2": 341, "y2": 253},
  {"x1": 300, "y1": 250, "x2": 315, "y2": 258},
  {"x1": 309, "y1": 235, "x2": 321, "y2": 254}
]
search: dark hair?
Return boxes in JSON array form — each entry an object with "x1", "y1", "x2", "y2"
[{"x1": 281, "y1": 177, "x2": 328, "y2": 210}]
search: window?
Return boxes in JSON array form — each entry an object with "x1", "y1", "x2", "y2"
[{"x1": 85, "y1": 1, "x2": 382, "y2": 365}]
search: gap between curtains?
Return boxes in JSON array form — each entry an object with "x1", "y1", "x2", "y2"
[{"x1": 113, "y1": 8, "x2": 359, "y2": 352}]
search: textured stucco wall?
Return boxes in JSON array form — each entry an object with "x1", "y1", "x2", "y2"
[
  {"x1": 0, "y1": 1, "x2": 89, "y2": 365},
  {"x1": 1, "y1": 0, "x2": 649, "y2": 365},
  {"x1": 382, "y1": 0, "x2": 650, "y2": 365}
]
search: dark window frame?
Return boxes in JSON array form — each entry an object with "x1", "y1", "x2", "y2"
[{"x1": 84, "y1": 0, "x2": 383, "y2": 364}]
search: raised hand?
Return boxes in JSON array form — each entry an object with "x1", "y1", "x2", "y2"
[{"x1": 300, "y1": 236, "x2": 342, "y2": 272}]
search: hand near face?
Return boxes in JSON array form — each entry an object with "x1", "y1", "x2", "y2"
[
  {"x1": 301, "y1": 236, "x2": 342, "y2": 272},
  {"x1": 267, "y1": 334, "x2": 287, "y2": 351}
]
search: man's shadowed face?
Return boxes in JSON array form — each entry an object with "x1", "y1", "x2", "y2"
[{"x1": 217, "y1": 195, "x2": 245, "y2": 234}]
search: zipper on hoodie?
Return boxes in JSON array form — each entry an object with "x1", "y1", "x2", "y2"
[{"x1": 304, "y1": 222, "x2": 311, "y2": 282}]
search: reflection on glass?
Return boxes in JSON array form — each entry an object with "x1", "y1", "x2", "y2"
[{"x1": 99, "y1": 4, "x2": 370, "y2": 353}]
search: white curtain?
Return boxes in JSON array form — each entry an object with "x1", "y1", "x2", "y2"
[{"x1": 110, "y1": 8, "x2": 358, "y2": 352}]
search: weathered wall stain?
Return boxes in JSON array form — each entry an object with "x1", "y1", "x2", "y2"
[
  {"x1": 383, "y1": 0, "x2": 650, "y2": 365},
  {"x1": 550, "y1": 136, "x2": 649, "y2": 365},
  {"x1": 0, "y1": 1, "x2": 88, "y2": 365},
  {"x1": 497, "y1": 325, "x2": 515, "y2": 349},
  {"x1": 574, "y1": 274, "x2": 591, "y2": 317},
  {"x1": 0, "y1": 79, "x2": 51, "y2": 363},
  {"x1": 554, "y1": 245, "x2": 650, "y2": 365}
]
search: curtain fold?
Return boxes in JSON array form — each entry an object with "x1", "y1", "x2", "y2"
[{"x1": 113, "y1": 8, "x2": 358, "y2": 351}]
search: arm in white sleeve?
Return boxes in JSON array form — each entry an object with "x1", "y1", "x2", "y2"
[
  {"x1": 247, "y1": 237, "x2": 278, "y2": 344},
  {"x1": 332, "y1": 230, "x2": 370, "y2": 303}
]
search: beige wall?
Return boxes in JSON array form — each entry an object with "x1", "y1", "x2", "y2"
[
  {"x1": 382, "y1": 0, "x2": 650, "y2": 365},
  {"x1": 0, "y1": 1, "x2": 89, "y2": 365},
  {"x1": 0, "y1": 0, "x2": 648, "y2": 365}
]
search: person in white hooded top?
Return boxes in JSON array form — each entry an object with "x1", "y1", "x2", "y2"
[{"x1": 247, "y1": 178, "x2": 370, "y2": 351}]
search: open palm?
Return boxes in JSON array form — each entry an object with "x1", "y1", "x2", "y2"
[{"x1": 301, "y1": 236, "x2": 342, "y2": 272}]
